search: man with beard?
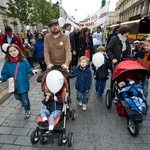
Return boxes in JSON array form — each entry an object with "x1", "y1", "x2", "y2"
[{"x1": 44, "y1": 19, "x2": 71, "y2": 70}]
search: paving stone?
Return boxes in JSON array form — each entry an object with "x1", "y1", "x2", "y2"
[
  {"x1": 9, "y1": 120, "x2": 26, "y2": 127},
  {"x1": 20, "y1": 146, "x2": 40, "y2": 150},
  {"x1": 0, "y1": 144, "x2": 20, "y2": 150},
  {"x1": 0, "y1": 126, "x2": 14, "y2": 134},
  {"x1": 11, "y1": 127, "x2": 30, "y2": 136},
  {"x1": 136, "y1": 143, "x2": 150, "y2": 150},
  {"x1": 0, "y1": 134, "x2": 17, "y2": 144},
  {"x1": 14, "y1": 136, "x2": 32, "y2": 146},
  {"x1": 0, "y1": 117, "x2": 5, "y2": 125}
]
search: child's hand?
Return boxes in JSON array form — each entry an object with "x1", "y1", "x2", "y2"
[
  {"x1": 32, "y1": 69, "x2": 40, "y2": 75},
  {"x1": 54, "y1": 95, "x2": 58, "y2": 101},
  {"x1": 96, "y1": 67, "x2": 99, "y2": 70}
]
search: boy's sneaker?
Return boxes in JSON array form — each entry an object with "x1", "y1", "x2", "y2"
[
  {"x1": 38, "y1": 120, "x2": 49, "y2": 127},
  {"x1": 24, "y1": 110, "x2": 30, "y2": 119},
  {"x1": 43, "y1": 130, "x2": 53, "y2": 137},
  {"x1": 98, "y1": 96, "x2": 102, "y2": 100},
  {"x1": 78, "y1": 101, "x2": 82, "y2": 106},
  {"x1": 82, "y1": 104, "x2": 87, "y2": 111}
]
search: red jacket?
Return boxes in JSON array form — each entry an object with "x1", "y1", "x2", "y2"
[{"x1": 1, "y1": 33, "x2": 25, "y2": 53}]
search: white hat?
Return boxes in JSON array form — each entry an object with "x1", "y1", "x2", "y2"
[{"x1": 42, "y1": 29, "x2": 47, "y2": 32}]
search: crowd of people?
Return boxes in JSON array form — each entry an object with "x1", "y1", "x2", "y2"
[{"x1": 0, "y1": 18, "x2": 150, "y2": 136}]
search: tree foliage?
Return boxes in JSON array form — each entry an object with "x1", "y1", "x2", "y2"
[{"x1": 6, "y1": 0, "x2": 59, "y2": 27}]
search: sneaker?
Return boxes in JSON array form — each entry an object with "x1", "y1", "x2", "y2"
[
  {"x1": 38, "y1": 120, "x2": 49, "y2": 127},
  {"x1": 24, "y1": 110, "x2": 30, "y2": 119},
  {"x1": 95, "y1": 88, "x2": 98, "y2": 93},
  {"x1": 113, "y1": 97, "x2": 118, "y2": 103},
  {"x1": 82, "y1": 104, "x2": 87, "y2": 111},
  {"x1": 98, "y1": 96, "x2": 102, "y2": 100},
  {"x1": 42, "y1": 130, "x2": 53, "y2": 137},
  {"x1": 78, "y1": 101, "x2": 82, "y2": 106}
]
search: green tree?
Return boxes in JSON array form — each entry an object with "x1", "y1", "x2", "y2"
[
  {"x1": 32, "y1": 0, "x2": 59, "y2": 27},
  {"x1": 6, "y1": 0, "x2": 59, "y2": 27},
  {"x1": 6, "y1": 0, "x2": 35, "y2": 25},
  {"x1": 101, "y1": 0, "x2": 106, "y2": 8}
]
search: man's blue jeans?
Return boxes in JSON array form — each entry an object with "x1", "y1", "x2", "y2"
[
  {"x1": 14, "y1": 92, "x2": 30, "y2": 111},
  {"x1": 142, "y1": 78, "x2": 149, "y2": 99}
]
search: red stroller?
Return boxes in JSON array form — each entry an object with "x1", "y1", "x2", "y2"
[{"x1": 106, "y1": 59, "x2": 148, "y2": 136}]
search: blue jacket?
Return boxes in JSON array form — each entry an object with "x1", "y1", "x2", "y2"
[
  {"x1": 0, "y1": 59, "x2": 34, "y2": 94},
  {"x1": 42, "y1": 91, "x2": 63, "y2": 113},
  {"x1": 33, "y1": 38, "x2": 44, "y2": 58},
  {"x1": 71, "y1": 65, "x2": 92, "y2": 92}
]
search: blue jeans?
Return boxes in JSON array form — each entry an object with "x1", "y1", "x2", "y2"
[
  {"x1": 40, "y1": 109, "x2": 61, "y2": 127},
  {"x1": 95, "y1": 80, "x2": 106, "y2": 97},
  {"x1": 142, "y1": 78, "x2": 149, "y2": 99},
  {"x1": 77, "y1": 90, "x2": 89, "y2": 105},
  {"x1": 14, "y1": 92, "x2": 30, "y2": 111}
]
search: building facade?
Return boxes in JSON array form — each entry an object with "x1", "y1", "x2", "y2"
[
  {"x1": 114, "y1": 0, "x2": 150, "y2": 24},
  {"x1": 0, "y1": 0, "x2": 37, "y2": 37}
]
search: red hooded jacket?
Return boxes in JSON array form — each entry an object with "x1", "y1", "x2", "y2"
[{"x1": 0, "y1": 33, "x2": 25, "y2": 53}]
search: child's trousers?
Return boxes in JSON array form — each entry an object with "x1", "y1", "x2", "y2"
[
  {"x1": 40, "y1": 109, "x2": 61, "y2": 127},
  {"x1": 14, "y1": 92, "x2": 30, "y2": 112},
  {"x1": 77, "y1": 90, "x2": 89, "y2": 105}
]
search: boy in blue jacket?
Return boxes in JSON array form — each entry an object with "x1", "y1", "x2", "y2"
[{"x1": 71, "y1": 56, "x2": 92, "y2": 111}]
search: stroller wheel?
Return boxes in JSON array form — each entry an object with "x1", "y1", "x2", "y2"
[
  {"x1": 40, "y1": 136, "x2": 48, "y2": 145},
  {"x1": 68, "y1": 132, "x2": 73, "y2": 147},
  {"x1": 106, "y1": 89, "x2": 112, "y2": 109},
  {"x1": 30, "y1": 129, "x2": 40, "y2": 144},
  {"x1": 58, "y1": 133, "x2": 63, "y2": 146},
  {"x1": 71, "y1": 109, "x2": 76, "y2": 120},
  {"x1": 127, "y1": 118, "x2": 139, "y2": 137}
]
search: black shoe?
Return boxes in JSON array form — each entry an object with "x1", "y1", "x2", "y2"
[
  {"x1": 42, "y1": 130, "x2": 53, "y2": 137},
  {"x1": 38, "y1": 120, "x2": 49, "y2": 127},
  {"x1": 98, "y1": 96, "x2": 102, "y2": 100}
]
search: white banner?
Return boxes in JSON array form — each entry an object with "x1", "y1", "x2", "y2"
[
  {"x1": 59, "y1": 1, "x2": 110, "y2": 29},
  {"x1": 79, "y1": 1, "x2": 110, "y2": 29}
]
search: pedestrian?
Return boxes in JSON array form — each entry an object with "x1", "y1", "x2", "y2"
[
  {"x1": 92, "y1": 46, "x2": 111, "y2": 99},
  {"x1": 33, "y1": 33, "x2": 46, "y2": 72},
  {"x1": 63, "y1": 23, "x2": 72, "y2": 36},
  {"x1": 0, "y1": 26, "x2": 25, "y2": 54},
  {"x1": 44, "y1": 19, "x2": 71, "y2": 71},
  {"x1": 71, "y1": 56, "x2": 92, "y2": 111},
  {"x1": 19, "y1": 30, "x2": 25, "y2": 43},
  {"x1": 106, "y1": 25, "x2": 131, "y2": 64},
  {"x1": 70, "y1": 27, "x2": 80, "y2": 69},
  {"x1": 24, "y1": 42, "x2": 34, "y2": 68},
  {"x1": 92, "y1": 26, "x2": 103, "y2": 51},
  {"x1": 38, "y1": 86, "x2": 63, "y2": 137},
  {"x1": 0, "y1": 44, "x2": 40, "y2": 119},
  {"x1": 77, "y1": 27, "x2": 94, "y2": 61},
  {"x1": 106, "y1": 25, "x2": 120, "y2": 45},
  {"x1": 27, "y1": 30, "x2": 33, "y2": 45},
  {"x1": 135, "y1": 38, "x2": 150, "y2": 107}
]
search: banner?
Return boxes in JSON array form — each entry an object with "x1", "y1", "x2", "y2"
[
  {"x1": 79, "y1": 1, "x2": 110, "y2": 29},
  {"x1": 59, "y1": 1, "x2": 110, "y2": 29}
]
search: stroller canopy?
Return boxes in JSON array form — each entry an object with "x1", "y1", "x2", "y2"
[{"x1": 112, "y1": 60, "x2": 148, "y2": 82}]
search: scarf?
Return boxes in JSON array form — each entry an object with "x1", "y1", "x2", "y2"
[
  {"x1": 118, "y1": 34, "x2": 127, "y2": 52},
  {"x1": 9, "y1": 57, "x2": 19, "y2": 62}
]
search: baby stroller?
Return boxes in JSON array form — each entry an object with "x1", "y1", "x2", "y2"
[
  {"x1": 106, "y1": 59, "x2": 148, "y2": 136},
  {"x1": 30, "y1": 70, "x2": 75, "y2": 146}
]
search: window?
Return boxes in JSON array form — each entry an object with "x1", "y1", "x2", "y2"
[
  {"x1": 3, "y1": 19, "x2": 8, "y2": 26},
  {"x1": 0, "y1": 0, "x2": 4, "y2": 7}
]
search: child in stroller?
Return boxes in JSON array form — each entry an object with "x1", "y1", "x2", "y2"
[
  {"x1": 38, "y1": 85, "x2": 63, "y2": 137},
  {"x1": 30, "y1": 70, "x2": 75, "y2": 146}
]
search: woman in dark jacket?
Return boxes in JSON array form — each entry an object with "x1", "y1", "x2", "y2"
[
  {"x1": 77, "y1": 27, "x2": 94, "y2": 61},
  {"x1": 106, "y1": 25, "x2": 131, "y2": 64}
]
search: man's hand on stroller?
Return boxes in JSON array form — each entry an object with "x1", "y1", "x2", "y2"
[
  {"x1": 47, "y1": 64, "x2": 54, "y2": 69},
  {"x1": 61, "y1": 64, "x2": 68, "y2": 70}
]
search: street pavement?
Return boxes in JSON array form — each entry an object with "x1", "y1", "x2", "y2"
[{"x1": 0, "y1": 51, "x2": 150, "y2": 150}]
